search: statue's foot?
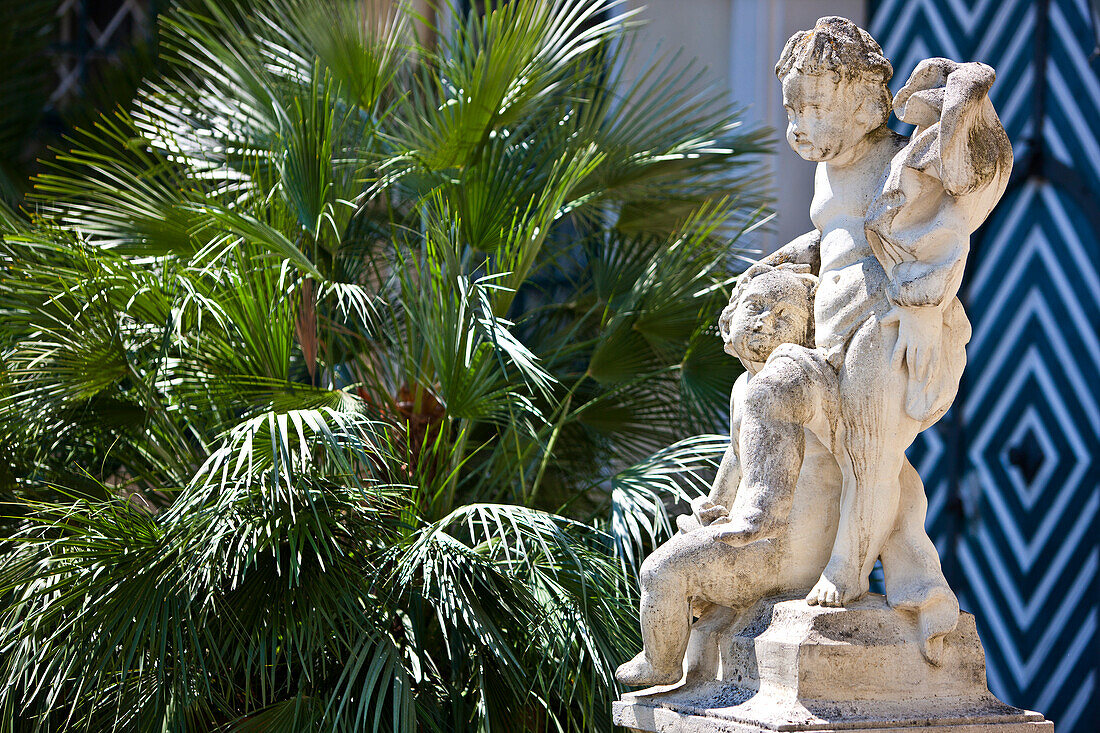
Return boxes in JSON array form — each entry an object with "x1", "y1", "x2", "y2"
[
  {"x1": 917, "y1": 588, "x2": 960, "y2": 666},
  {"x1": 615, "y1": 652, "x2": 681, "y2": 687},
  {"x1": 806, "y1": 567, "x2": 863, "y2": 607}
]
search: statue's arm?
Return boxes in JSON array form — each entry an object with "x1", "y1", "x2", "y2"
[
  {"x1": 703, "y1": 443, "x2": 742, "y2": 511},
  {"x1": 937, "y1": 62, "x2": 1005, "y2": 198},
  {"x1": 894, "y1": 58, "x2": 1011, "y2": 200},
  {"x1": 744, "y1": 229, "x2": 821, "y2": 278},
  {"x1": 690, "y1": 373, "x2": 748, "y2": 525},
  {"x1": 725, "y1": 230, "x2": 821, "y2": 320},
  {"x1": 886, "y1": 228, "x2": 967, "y2": 309},
  {"x1": 882, "y1": 62, "x2": 1011, "y2": 310}
]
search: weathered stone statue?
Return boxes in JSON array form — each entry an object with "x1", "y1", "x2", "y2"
[{"x1": 613, "y1": 17, "x2": 1053, "y2": 732}]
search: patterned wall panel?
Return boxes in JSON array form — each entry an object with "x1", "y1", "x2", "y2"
[
  {"x1": 870, "y1": 1, "x2": 1100, "y2": 730},
  {"x1": 959, "y1": 181, "x2": 1099, "y2": 729}
]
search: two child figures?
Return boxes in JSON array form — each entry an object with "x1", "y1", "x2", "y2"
[{"x1": 617, "y1": 17, "x2": 1012, "y2": 688}]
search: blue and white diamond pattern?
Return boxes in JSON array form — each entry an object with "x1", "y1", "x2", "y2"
[
  {"x1": 957, "y1": 180, "x2": 1100, "y2": 732},
  {"x1": 872, "y1": 1, "x2": 1100, "y2": 730}
]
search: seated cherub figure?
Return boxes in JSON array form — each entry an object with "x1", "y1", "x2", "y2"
[
  {"x1": 616, "y1": 263, "x2": 834, "y2": 687},
  {"x1": 681, "y1": 262, "x2": 830, "y2": 541}
]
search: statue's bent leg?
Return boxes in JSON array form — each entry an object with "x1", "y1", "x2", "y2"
[
  {"x1": 808, "y1": 318, "x2": 920, "y2": 607},
  {"x1": 880, "y1": 458, "x2": 959, "y2": 664},
  {"x1": 681, "y1": 603, "x2": 741, "y2": 682},
  {"x1": 718, "y1": 357, "x2": 813, "y2": 546},
  {"x1": 616, "y1": 531, "x2": 779, "y2": 687}
]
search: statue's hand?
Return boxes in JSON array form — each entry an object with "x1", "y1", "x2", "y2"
[
  {"x1": 894, "y1": 58, "x2": 958, "y2": 127},
  {"x1": 882, "y1": 306, "x2": 942, "y2": 385},
  {"x1": 894, "y1": 58, "x2": 958, "y2": 103},
  {"x1": 691, "y1": 496, "x2": 730, "y2": 527}
]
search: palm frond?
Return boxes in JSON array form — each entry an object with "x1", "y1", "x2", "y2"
[
  {"x1": 605, "y1": 434, "x2": 728, "y2": 573},
  {"x1": 0, "y1": 0, "x2": 771, "y2": 729}
]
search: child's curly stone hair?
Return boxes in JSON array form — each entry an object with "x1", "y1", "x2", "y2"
[
  {"x1": 775, "y1": 16, "x2": 892, "y2": 84},
  {"x1": 775, "y1": 17, "x2": 893, "y2": 129}
]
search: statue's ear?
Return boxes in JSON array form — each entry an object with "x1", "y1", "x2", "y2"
[{"x1": 852, "y1": 91, "x2": 886, "y2": 129}]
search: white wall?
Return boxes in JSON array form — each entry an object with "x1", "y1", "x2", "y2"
[{"x1": 619, "y1": 1, "x2": 867, "y2": 254}]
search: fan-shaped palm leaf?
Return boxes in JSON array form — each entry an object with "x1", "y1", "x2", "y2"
[{"x1": 0, "y1": 1, "x2": 769, "y2": 730}]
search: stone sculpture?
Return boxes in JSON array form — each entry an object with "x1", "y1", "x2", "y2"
[{"x1": 613, "y1": 16, "x2": 1052, "y2": 733}]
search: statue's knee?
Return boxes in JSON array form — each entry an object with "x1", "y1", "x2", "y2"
[
  {"x1": 639, "y1": 551, "x2": 688, "y2": 594},
  {"x1": 639, "y1": 554, "x2": 663, "y2": 588},
  {"x1": 744, "y1": 368, "x2": 802, "y2": 420}
]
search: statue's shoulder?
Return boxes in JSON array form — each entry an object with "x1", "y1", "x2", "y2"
[
  {"x1": 731, "y1": 369, "x2": 752, "y2": 403},
  {"x1": 872, "y1": 127, "x2": 911, "y2": 174}
]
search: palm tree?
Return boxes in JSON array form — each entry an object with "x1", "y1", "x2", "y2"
[{"x1": 0, "y1": 1, "x2": 769, "y2": 730}]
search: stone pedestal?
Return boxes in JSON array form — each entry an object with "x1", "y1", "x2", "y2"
[{"x1": 613, "y1": 594, "x2": 1053, "y2": 732}]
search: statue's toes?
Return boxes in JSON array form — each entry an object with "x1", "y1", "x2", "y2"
[
  {"x1": 805, "y1": 579, "x2": 832, "y2": 606},
  {"x1": 615, "y1": 653, "x2": 680, "y2": 687},
  {"x1": 922, "y1": 634, "x2": 946, "y2": 666},
  {"x1": 916, "y1": 591, "x2": 959, "y2": 666},
  {"x1": 806, "y1": 575, "x2": 858, "y2": 607}
]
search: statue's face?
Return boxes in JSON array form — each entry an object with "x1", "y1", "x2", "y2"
[
  {"x1": 781, "y1": 73, "x2": 877, "y2": 162},
  {"x1": 726, "y1": 274, "x2": 811, "y2": 363}
]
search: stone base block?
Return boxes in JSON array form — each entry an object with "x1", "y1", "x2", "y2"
[
  {"x1": 613, "y1": 594, "x2": 1053, "y2": 732},
  {"x1": 614, "y1": 698, "x2": 1051, "y2": 732}
]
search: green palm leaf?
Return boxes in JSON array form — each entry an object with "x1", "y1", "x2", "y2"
[{"x1": 0, "y1": 1, "x2": 769, "y2": 730}]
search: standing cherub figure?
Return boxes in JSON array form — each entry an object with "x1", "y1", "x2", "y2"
[{"x1": 717, "y1": 17, "x2": 1011, "y2": 608}]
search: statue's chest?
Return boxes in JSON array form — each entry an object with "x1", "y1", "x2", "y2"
[
  {"x1": 808, "y1": 165, "x2": 879, "y2": 232},
  {"x1": 812, "y1": 182, "x2": 876, "y2": 272}
]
